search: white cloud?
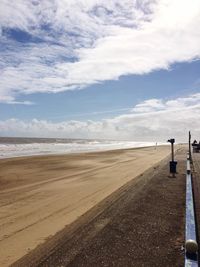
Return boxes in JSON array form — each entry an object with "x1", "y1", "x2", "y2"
[
  {"x1": 1, "y1": 93, "x2": 200, "y2": 142},
  {"x1": 132, "y1": 93, "x2": 200, "y2": 113},
  {"x1": 0, "y1": 95, "x2": 34, "y2": 105},
  {"x1": 0, "y1": 0, "x2": 200, "y2": 103},
  {"x1": 132, "y1": 98, "x2": 165, "y2": 113}
]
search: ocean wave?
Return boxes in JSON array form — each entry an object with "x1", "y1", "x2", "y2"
[{"x1": 0, "y1": 140, "x2": 166, "y2": 159}]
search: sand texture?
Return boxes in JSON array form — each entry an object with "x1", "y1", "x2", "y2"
[{"x1": 0, "y1": 146, "x2": 171, "y2": 266}]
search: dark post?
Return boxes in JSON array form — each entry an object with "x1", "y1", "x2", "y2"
[
  {"x1": 167, "y1": 138, "x2": 177, "y2": 177},
  {"x1": 189, "y1": 131, "x2": 192, "y2": 163}
]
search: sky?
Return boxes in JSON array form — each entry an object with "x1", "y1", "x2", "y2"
[{"x1": 0, "y1": 0, "x2": 200, "y2": 142}]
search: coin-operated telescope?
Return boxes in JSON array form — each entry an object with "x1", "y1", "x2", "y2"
[{"x1": 167, "y1": 138, "x2": 177, "y2": 177}]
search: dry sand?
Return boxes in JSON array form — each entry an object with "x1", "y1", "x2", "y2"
[{"x1": 0, "y1": 146, "x2": 171, "y2": 266}]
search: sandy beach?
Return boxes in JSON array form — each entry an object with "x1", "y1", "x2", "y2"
[{"x1": 0, "y1": 146, "x2": 171, "y2": 266}]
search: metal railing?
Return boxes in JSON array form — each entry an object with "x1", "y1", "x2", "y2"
[{"x1": 185, "y1": 156, "x2": 198, "y2": 266}]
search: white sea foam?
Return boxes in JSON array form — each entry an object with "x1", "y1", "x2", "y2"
[{"x1": 0, "y1": 140, "x2": 166, "y2": 159}]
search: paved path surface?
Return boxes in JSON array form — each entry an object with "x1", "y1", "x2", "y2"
[{"x1": 13, "y1": 147, "x2": 186, "y2": 267}]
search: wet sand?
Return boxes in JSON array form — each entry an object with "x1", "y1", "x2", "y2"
[{"x1": 0, "y1": 146, "x2": 171, "y2": 266}]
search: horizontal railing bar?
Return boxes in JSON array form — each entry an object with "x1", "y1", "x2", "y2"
[
  {"x1": 187, "y1": 160, "x2": 191, "y2": 174},
  {"x1": 185, "y1": 158, "x2": 198, "y2": 267}
]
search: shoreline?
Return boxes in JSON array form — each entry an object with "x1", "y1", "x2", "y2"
[{"x1": 0, "y1": 142, "x2": 168, "y2": 160}]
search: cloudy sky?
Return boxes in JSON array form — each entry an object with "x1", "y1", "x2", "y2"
[{"x1": 0, "y1": 0, "x2": 200, "y2": 141}]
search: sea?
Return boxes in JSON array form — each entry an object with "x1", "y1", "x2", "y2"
[{"x1": 0, "y1": 137, "x2": 164, "y2": 159}]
